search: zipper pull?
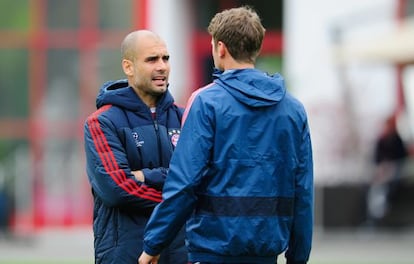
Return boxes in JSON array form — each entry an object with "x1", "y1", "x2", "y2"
[{"x1": 153, "y1": 119, "x2": 159, "y2": 131}]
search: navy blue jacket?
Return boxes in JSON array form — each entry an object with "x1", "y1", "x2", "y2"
[
  {"x1": 84, "y1": 79, "x2": 186, "y2": 263},
  {"x1": 143, "y1": 69, "x2": 313, "y2": 264}
]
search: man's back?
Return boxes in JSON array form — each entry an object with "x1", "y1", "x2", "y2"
[
  {"x1": 145, "y1": 68, "x2": 313, "y2": 263},
  {"x1": 139, "y1": 7, "x2": 313, "y2": 264}
]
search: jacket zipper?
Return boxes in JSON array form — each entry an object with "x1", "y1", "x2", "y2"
[
  {"x1": 113, "y1": 209, "x2": 119, "y2": 246},
  {"x1": 153, "y1": 119, "x2": 163, "y2": 166}
]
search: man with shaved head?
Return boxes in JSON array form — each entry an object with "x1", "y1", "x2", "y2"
[{"x1": 84, "y1": 30, "x2": 187, "y2": 263}]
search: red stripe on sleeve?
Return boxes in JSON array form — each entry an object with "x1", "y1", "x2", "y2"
[{"x1": 87, "y1": 105, "x2": 162, "y2": 202}]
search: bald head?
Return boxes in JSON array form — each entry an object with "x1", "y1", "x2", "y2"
[
  {"x1": 121, "y1": 30, "x2": 165, "y2": 61},
  {"x1": 120, "y1": 30, "x2": 170, "y2": 106}
]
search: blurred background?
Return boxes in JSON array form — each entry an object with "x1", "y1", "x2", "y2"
[{"x1": 0, "y1": 0, "x2": 413, "y2": 263}]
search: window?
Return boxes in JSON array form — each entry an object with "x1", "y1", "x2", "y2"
[
  {"x1": 0, "y1": 1, "x2": 29, "y2": 30},
  {"x1": 99, "y1": 0, "x2": 133, "y2": 29},
  {"x1": 46, "y1": 49, "x2": 79, "y2": 120},
  {"x1": 47, "y1": 0, "x2": 79, "y2": 29},
  {"x1": 98, "y1": 48, "x2": 124, "y2": 84},
  {"x1": 0, "y1": 50, "x2": 29, "y2": 118}
]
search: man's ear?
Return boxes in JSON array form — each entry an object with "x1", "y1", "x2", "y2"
[
  {"x1": 217, "y1": 41, "x2": 226, "y2": 58},
  {"x1": 122, "y1": 59, "x2": 133, "y2": 76}
]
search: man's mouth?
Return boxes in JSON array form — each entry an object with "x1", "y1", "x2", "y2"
[{"x1": 153, "y1": 76, "x2": 167, "y2": 86}]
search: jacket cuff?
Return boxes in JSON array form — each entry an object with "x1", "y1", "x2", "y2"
[{"x1": 142, "y1": 168, "x2": 167, "y2": 190}]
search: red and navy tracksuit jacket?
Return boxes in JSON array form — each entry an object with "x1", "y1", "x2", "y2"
[{"x1": 84, "y1": 79, "x2": 186, "y2": 264}]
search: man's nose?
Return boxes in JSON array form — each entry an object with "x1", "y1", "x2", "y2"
[{"x1": 156, "y1": 59, "x2": 168, "y2": 70}]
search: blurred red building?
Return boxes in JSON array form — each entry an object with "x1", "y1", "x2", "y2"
[{"x1": 0, "y1": 0, "x2": 283, "y2": 231}]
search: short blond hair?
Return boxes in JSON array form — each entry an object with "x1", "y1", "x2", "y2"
[{"x1": 208, "y1": 6, "x2": 266, "y2": 63}]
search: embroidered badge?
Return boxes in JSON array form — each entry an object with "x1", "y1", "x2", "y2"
[
  {"x1": 131, "y1": 132, "x2": 144, "y2": 147},
  {"x1": 168, "y1": 129, "x2": 181, "y2": 147}
]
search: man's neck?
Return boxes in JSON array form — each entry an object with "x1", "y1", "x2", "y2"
[
  {"x1": 132, "y1": 87, "x2": 158, "y2": 108},
  {"x1": 222, "y1": 60, "x2": 254, "y2": 71}
]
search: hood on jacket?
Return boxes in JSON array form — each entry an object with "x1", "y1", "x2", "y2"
[
  {"x1": 213, "y1": 68, "x2": 286, "y2": 108},
  {"x1": 95, "y1": 79, "x2": 174, "y2": 112}
]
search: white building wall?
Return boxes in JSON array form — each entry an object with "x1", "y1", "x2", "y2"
[
  {"x1": 144, "y1": 0, "x2": 404, "y2": 185},
  {"x1": 284, "y1": 0, "x2": 398, "y2": 185},
  {"x1": 146, "y1": 0, "x2": 193, "y2": 105}
]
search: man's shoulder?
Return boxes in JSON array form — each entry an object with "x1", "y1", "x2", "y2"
[
  {"x1": 192, "y1": 82, "x2": 224, "y2": 101},
  {"x1": 282, "y1": 92, "x2": 306, "y2": 110},
  {"x1": 86, "y1": 105, "x2": 127, "y2": 125},
  {"x1": 86, "y1": 105, "x2": 111, "y2": 119}
]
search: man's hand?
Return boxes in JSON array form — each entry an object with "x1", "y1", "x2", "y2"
[
  {"x1": 138, "y1": 251, "x2": 160, "y2": 264},
  {"x1": 132, "y1": 170, "x2": 145, "y2": 182}
]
